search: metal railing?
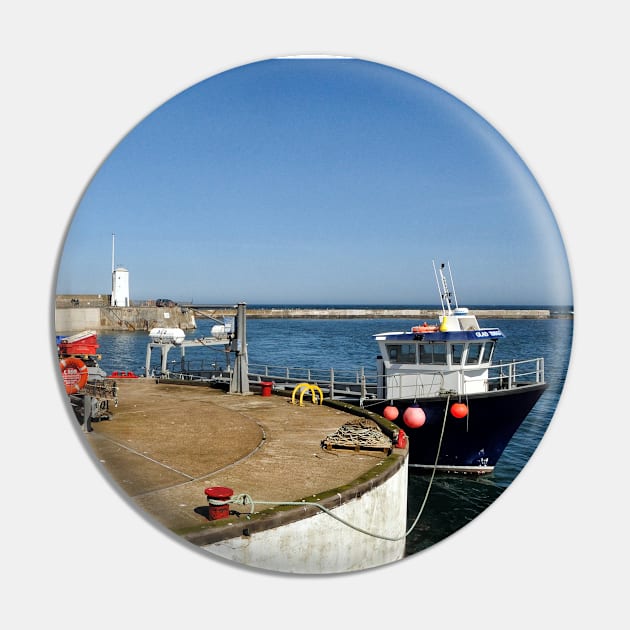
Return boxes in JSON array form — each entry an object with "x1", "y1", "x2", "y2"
[
  {"x1": 164, "y1": 356, "x2": 544, "y2": 400},
  {"x1": 487, "y1": 357, "x2": 545, "y2": 390},
  {"x1": 246, "y1": 363, "x2": 379, "y2": 399}
]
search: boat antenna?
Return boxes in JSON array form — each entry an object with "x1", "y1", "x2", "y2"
[
  {"x1": 446, "y1": 261, "x2": 459, "y2": 311},
  {"x1": 433, "y1": 260, "x2": 458, "y2": 315}
]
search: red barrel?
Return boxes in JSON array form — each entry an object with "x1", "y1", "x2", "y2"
[
  {"x1": 260, "y1": 381, "x2": 273, "y2": 397},
  {"x1": 204, "y1": 486, "x2": 233, "y2": 520}
]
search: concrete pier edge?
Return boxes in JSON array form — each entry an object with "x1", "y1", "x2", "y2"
[{"x1": 180, "y1": 447, "x2": 407, "y2": 545}]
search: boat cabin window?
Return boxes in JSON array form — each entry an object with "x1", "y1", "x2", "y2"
[
  {"x1": 464, "y1": 342, "x2": 495, "y2": 365},
  {"x1": 418, "y1": 342, "x2": 447, "y2": 365},
  {"x1": 481, "y1": 341, "x2": 495, "y2": 363},
  {"x1": 466, "y1": 343, "x2": 483, "y2": 365},
  {"x1": 466, "y1": 342, "x2": 494, "y2": 365},
  {"x1": 451, "y1": 343, "x2": 465, "y2": 365},
  {"x1": 387, "y1": 343, "x2": 417, "y2": 364}
]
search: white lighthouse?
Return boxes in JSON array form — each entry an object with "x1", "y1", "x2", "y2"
[{"x1": 110, "y1": 233, "x2": 130, "y2": 307}]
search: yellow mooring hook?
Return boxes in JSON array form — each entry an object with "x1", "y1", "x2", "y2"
[{"x1": 291, "y1": 382, "x2": 324, "y2": 406}]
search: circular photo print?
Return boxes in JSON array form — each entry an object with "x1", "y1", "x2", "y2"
[{"x1": 54, "y1": 56, "x2": 573, "y2": 575}]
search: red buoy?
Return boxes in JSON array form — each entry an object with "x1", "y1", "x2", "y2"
[
  {"x1": 403, "y1": 405, "x2": 426, "y2": 428},
  {"x1": 450, "y1": 402, "x2": 468, "y2": 418},
  {"x1": 383, "y1": 405, "x2": 399, "y2": 421}
]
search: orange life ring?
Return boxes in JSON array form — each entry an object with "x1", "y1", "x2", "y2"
[
  {"x1": 412, "y1": 323, "x2": 439, "y2": 333},
  {"x1": 60, "y1": 356, "x2": 89, "y2": 394}
]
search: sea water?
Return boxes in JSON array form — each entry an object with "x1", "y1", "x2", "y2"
[{"x1": 83, "y1": 313, "x2": 573, "y2": 557}]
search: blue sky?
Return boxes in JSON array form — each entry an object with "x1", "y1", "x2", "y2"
[{"x1": 56, "y1": 57, "x2": 572, "y2": 306}]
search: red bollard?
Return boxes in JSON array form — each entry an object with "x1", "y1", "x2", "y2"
[
  {"x1": 204, "y1": 486, "x2": 233, "y2": 520},
  {"x1": 395, "y1": 429, "x2": 407, "y2": 449},
  {"x1": 260, "y1": 381, "x2": 273, "y2": 397}
]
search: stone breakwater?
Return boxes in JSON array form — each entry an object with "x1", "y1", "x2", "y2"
[
  {"x1": 55, "y1": 305, "x2": 558, "y2": 333},
  {"x1": 195, "y1": 307, "x2": 553, "y2": 320}
]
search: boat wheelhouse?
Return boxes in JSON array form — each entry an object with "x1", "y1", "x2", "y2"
[{"x1": 375, "y1": 308, "x2": 506, "y2": 400}]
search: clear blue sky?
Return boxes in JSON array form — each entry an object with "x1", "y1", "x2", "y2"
[{"x1": 56, "y1": 57, "x2": 572, "y2": 306}]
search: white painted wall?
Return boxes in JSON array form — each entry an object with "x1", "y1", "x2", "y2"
[
  {"x1": 204, "y1": 457, "x2": 408, "y2": 574},
  {"x1": 55, "y1": 307, "x2": 101, "y2": 332}
]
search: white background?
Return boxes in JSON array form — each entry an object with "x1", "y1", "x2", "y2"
[{"x1": 2, "y1": 2, "x2": 627, "y2": 628}]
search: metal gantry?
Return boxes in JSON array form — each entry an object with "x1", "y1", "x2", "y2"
[{"x1": 145, "y1": 302, "x2": 250, "y2": 394}]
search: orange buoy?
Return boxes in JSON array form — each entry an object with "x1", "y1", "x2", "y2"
[
  {"x1": 403, "y1": 405, "x2": 426, "y2": 428},
  {"x1": 383, "y1": 405, "x2": 399, "y2": 421},
  {"x1": 60, "y1": 356, "x2": 89, "y2": 394},
  {"x1": 450, "y1": 402, "x2": 468, "y2": 418}
]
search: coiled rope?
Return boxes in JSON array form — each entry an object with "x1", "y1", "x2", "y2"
[
  {"x1": 321, "y1": 418, "x2": 392, "y2": 451},
  {"x1": 208, "y1": 395, "x2": 450, "y2": 542}
]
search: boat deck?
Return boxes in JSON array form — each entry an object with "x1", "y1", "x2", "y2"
[{"x1": 82, "y1": 379, "x2": 394, "y2": 536}]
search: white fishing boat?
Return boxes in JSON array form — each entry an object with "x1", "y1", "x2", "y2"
[{"x1": 366, "y1": 261, "x2": 547, "y2": 474}]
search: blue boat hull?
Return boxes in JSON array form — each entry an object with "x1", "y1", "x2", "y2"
[{"x1": 372, "y1": 382, "x2": 548, "y2": 474}]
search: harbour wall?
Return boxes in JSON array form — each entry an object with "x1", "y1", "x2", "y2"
[
  {"x1": 55, "y1": 305, "x2": 555, "y2": 333},
  {"x1": 220, "y1": 307, "x2": 554, "y2": 319},
  {"x1": 55, "y1": 306, "x2": 197, "y2": 333}
]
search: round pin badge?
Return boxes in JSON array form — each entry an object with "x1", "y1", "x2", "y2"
[{"x1": 54, "y1": 56, "x2": 573, "y2": 575}]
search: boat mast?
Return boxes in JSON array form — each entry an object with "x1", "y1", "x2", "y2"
[
  {"x1": 433, "y1": 260, "x2": 459, "y2": 315},
  {"x1": 446, "y1": 261, "x2": 459, "y2": 311}
]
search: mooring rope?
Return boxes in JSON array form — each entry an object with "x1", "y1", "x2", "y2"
[
  {"x1": 207, "y1": 395, "x2": 450, "y2": 542},
  {"x1": 403, "y1": 394, "x2": 450, "y2": 536}
]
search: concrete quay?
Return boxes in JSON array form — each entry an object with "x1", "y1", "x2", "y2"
[{"x1": 81, "y1": 378, "x2": 408, "y2": 574}]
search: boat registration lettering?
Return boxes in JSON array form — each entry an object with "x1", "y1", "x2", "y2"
[{"x1": 474, "y1": 329, "x2": 501, "y2": 339}]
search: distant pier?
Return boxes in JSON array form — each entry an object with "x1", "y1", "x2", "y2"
[
  {"x1": 189, "y1": 306, "x2": 556, "y2": 320},
  {"x1": 55, "y1": 295, "x2": 564, "y2": 333}
]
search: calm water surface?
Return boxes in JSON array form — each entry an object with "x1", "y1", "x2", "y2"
[{"x1": 80, "y1": 315, "x2": 573, "y2": 557}]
